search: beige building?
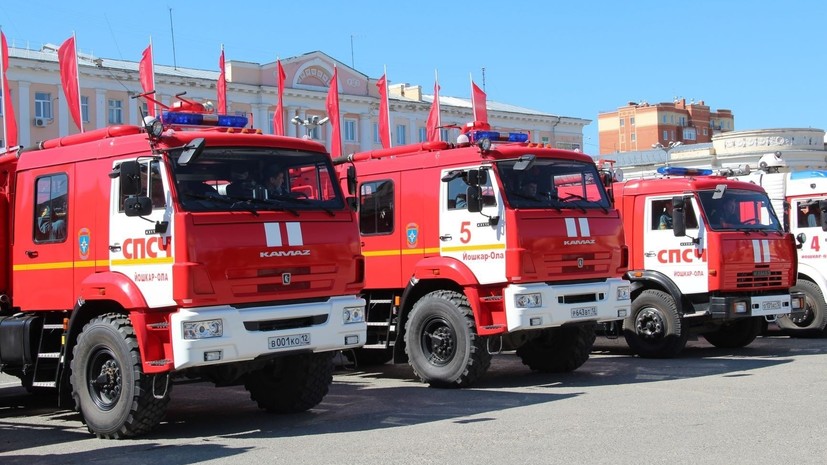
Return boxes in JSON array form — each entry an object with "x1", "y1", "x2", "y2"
[{"x1": 1, "y1": 46, "x2": 588, "y2": 153}]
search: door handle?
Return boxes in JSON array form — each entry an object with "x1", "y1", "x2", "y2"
[
  {"x1": 109, "y1": 244, "x2": 122, "y2": 252},
  {"x1": 439, "y1": 234, "x2": 452, "y2": 241},
  {"x1": 25, "y1": 250, "x2": 38, "y2": 258}
]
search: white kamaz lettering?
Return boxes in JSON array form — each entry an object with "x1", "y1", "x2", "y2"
[
  {"x1": 260, "y1": 250, "x2": 311, "y2": 258},
  {"x1": 563, "y1": 239, "x2": 596, "y2": 245}
]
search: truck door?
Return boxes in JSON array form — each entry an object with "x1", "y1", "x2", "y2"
[
  {"x1": 643, "y1": 196, "x2": 708, "y2": 294},
  {"x1": 12, "y1": 168, "x2": 74, "y2": 309},
  {"x1": 792, "y1": 197, "x2": 826, "y2": 264},
  {"x1": 108, "y1": 159, "x2": 175, "y2": 308},
  {"x1": 439, "y1": 167, "x2": 506, "y2": 284}
]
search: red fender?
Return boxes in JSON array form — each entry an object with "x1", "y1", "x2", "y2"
[{"x1": 79, "y1": 271, "x2": 149, "y2": 309}]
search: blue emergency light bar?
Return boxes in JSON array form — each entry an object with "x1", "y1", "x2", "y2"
[
  {"x1": 470, "y1": 130, "x2": 529, "y2": 143},
  {"x1": 162, "y1": 111, "x2": 248, "y2": 128},
  {"x1": 657, "y1": 166, "x2": 714, "y2": 176}
]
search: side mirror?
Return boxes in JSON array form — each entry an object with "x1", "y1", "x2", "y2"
[
  {"x1": 672, "y1": 195, "x2": 687, "y2": 237},
  {"x1": 467, "y1": 169, "x2": 488, "y2": 187},
  {"x1": 123, "y1": 196, "x2": 153, "y2": 217},
  {"x1": 466, "y1": 186, "x2": 483, "y2": 213},
  {"x1": 820, "y1": 200, "x2": 827, "y2": 232},
  {"x1": 119, "y1": 161, "x2": 143, "y2": 196},
  {"x1": 796, "y1": 232, "x2": 806, "y2": 249},
  {"x1": 347, "y1": 165, "x2": 357, "y2": 196}
]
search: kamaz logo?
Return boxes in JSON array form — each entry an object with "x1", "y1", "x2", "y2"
[
  {"x1": 563, "y1": 239, "x2": 596, "y2": 245},
  {"x1": 261, "y1": 250, "x2": 311, "y2": 258}
]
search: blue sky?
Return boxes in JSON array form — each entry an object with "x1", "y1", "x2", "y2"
[{"x1": 2, "y1": 0, "x2": 825, "y2": 153}]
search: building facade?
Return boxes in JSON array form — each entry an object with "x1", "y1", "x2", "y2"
[
  {"x1": 1, "y1": 45, "x2": 589, "y2": 153},
  {"x1": 597, "y1": 99, "x2": 735, "y2": 155}
]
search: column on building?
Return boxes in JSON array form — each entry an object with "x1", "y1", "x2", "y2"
[
  {"x1": 128, "y1": 93, "x2": 139, "y2": 126},
  {"x1": 286, "y1": 106, "x2": 298, "y2": 137},
  {"x1": 250, "y1": 103, "x2": 267, "y2": 133},
  {"x1": 95, "y1": 89, "x2": 107, "y2": 129},
  {"x1": 359, "y1": 113, "x2": 372, "y2": 151},
  {"x1": 16, "y1": 81, "x2": 31, "y2": 147},
  {"x1": 58, "y1": 85, "x2": 69, "y2": 136}
]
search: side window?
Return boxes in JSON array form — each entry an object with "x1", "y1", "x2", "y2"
[
  {"x1": 447, "y1": 177, "x2": 468, "y2": 210},
  {"x1": 359, "y1": 180, "x2": 394, "y2": 235},
  {"x1": 797, "y1": 201, "x2": 821, "y2": 228},
  {"x1": 118, "y1": 160, "x2": 166, "y2": 211},
  {"x1": 34, "y1": 173, "x2": 69, "y2": 243},
  {"x1": 650, "y1": 198, "x2": 698, "y2": 230}
]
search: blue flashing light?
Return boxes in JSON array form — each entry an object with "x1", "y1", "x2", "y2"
[
  {"x1": 470, "y1": 130, "x2": 529, "y2": 143},
  {"x1": 163, "y1": 111, "x2": 248, "y2": 128},
  {"x1": 657, "y1": 166, "x2": 714, "y2": 177}
]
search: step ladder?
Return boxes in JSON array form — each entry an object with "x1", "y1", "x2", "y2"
[
  {"x1": 30, "y1": 316, "x2": 67, "y2": 389},
  {"x1": 362, "y1": 296, "x2": 397, "y2": 349}
]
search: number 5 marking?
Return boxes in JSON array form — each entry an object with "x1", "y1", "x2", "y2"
[{"x1": 460, "y1": 221, "x2": 472, "y2": 244}]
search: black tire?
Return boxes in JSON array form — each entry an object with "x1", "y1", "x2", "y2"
[
  {"x1": 516, "y1": 325, "x2": 596, "y2": 373},
  {"x1": 777, "y1": 280, "x2": 827, "y2": 337},
  {"x1": 345, "y1": 347, "x2": 394, "y2": 367},
  {"x1": 623, "y1": 289, "x2": 689, "y2": 358},
  {"x1": 404, "y1": 290, "x2": 491, "y2": 388},
  {"x1": 245, "y1": 352, "x2": 333, "y2": 413},
  {"x1": 702, "y1": 317, "x2": 763, "y2": 348},
  {"x1": 70, "y1": 314, "x2": 170, "y2": 439}
]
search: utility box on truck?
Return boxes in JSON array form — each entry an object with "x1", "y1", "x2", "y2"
[
  {"x1": 608, "y1": 166, "x2": 803, "y2": 357},
  {"x1": 735, "y1": 152, "x2": 827, "y2": 336},
  {"x1": 0, "y1": 102, "x2": 366, "y2": 438},
  {"x1": 335, "y1": 124, "x2": 631, "y2": 387}
]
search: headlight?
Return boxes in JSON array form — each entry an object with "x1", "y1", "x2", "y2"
[
  {"x1": 733, "y1": 301, "x2": 748, "y2": 314},
  {"x1": 617, "y1": 285, "x2": 631, "y2": 301},
  {"x1": 515, "y1": 293, "x2": 542, "y2": 308},
  {"x1": 183, "y1": 319, "x2": 223, "y2": 339},
  {"x1": 343, "y1": 306, "x2": 365, "y2": 324}
]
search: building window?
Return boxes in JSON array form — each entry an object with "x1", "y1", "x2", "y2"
[
  {"x1": 344, "y1": 119, "x2": 357, "y2": 142},
  {"x1": 373, "y1": 123, "x2": 380, "y2": 143},
  {"x1": 663, "y1": 130, "x2": 668, "y2": 141},
  {"x1": 267, "y1": 110, "x2": 275, "y2": 134},
  {"x1": 684, "y1": 128, "x2": 697, "y2": 141},
  {"x1": 440, "y1": 128, "x2": 451, "y2": 142},
  {"x1": 619, "y1": 118, "x2": 625, "y2": 127},
  {"x1": 630, "y1": 117, "x2": 635, "y2": 126},
  {"x1": 679, "y1": 117, "x2": 686, "y2": 127},
  {"x1": 141, "y1": 101, "x2": 149, "y2": 118},
  {"x1": 703, "y1": 127, "x2": 708, "y2": 136},
  {"x1": 671, "y1": 130, "x2": 675, "y2": 140},
  {"x1": 396, "y1": 124, "x2": 406, "y2": 145},
  {"x1": 662, "y1": 115, "x2": 667, "y2": 124},
  {"x1": 418, "y1": 127, "x2": 427, "y2": 142},
  {"x1": 631, "y1": 133, "x2": 636, "y2": 142},
  {"x1": 81, "y1": 96, "x2": 90, "y2": 123},
  {"x1": 108, "y1": 99, "x2": 123, "y2": 124},
  {"x1": 35, "y1": 92, "x2": 53, "y2": 119},
  {"x1": 541, "y1": 137, "x2": 550, "y2": 145}
]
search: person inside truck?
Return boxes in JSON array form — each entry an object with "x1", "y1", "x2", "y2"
[
  {"x1": 264, "y1": 165, "x2": 289, "y2": 198},
  {"x1": 799, "y1": 204, "x2": 818, "y2": 228},
  {"x1": 521, "y1": 181, "x2": 538, "y2": 198},
  {"x1": 37, "y1": 205, "x2": 67, "y2": 241},
  {"x1": 226, "y1": 165, "x2": 257, "y2": 198},
  {"x1": 658, "y1": 202, "x2": 673, "y2": 229},
  {"x1": 716, "y1": 197, "x2": 741, "y2": 228}
]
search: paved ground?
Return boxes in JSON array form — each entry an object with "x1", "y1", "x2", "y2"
[{"x1": 1, "y1": 334, "x2": 826, "y2": 465}]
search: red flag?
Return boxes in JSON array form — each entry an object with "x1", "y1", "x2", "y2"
[
  {"x1": 376, "y1": 73, "x2": 391, "y2": 148},
  {"x1": 273, "y1": 59, "x2": 286, "y2": 135},
  {"x1": 139, "y1": 42, "x2": 155, "y2": 116},
  {"x1": 217, "y1": 47, "x2": 226, "y2": 114},
  {"x1": 58, "y1": 36, "x2": 83, "y2": 132},
  {"x1": 425, "y1": 73, "x2": 441, "y2": 143},
  {"x1": 1, "y1": 30, "x2": 19, "y2": 148},
  {"x1": 471, "y1": 80, "x2": 488, "y2": 125},
  {"x1": 325, "y1": 67, "x2": 341, "y2": 157}
]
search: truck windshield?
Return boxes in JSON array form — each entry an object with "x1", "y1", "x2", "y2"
[
  {"x1": 497, "y1": 158, "x2": 610, "y2": 210},
  {"x1": 698, "y1": 189, "x2": 782, "y2": 232},
  {"x1": 171, "y1": 146, "x2": 344, "y2": 213}
]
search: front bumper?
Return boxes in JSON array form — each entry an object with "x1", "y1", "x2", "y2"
[
  {"x1": 709, "y1": 291, "x2": 805, "y2": 320},
  {"x1": 503, "y1": 278, "x2": 631, "y2": 332},
  {"x1": 170, "y1": 295, "x2": 366, "y2": 370}
]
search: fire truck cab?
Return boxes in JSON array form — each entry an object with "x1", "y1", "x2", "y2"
[
  {"x1": 336, "y1": 125, "x2": 631, "y2": 387},
  {"x1": 0, "y1": 103, "x2": 366, "y2": 438},
  {"x1": 735, "y1": 152, "x2": 827, "y2": 335},
  {"x1": 609, "y1": 166, "x2": 803, "y2": 357}
]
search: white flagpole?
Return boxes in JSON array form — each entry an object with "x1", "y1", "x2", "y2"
[
  {"x1": 469, "y1": 72, "x2": 475, "y2": 121},
  {"x1": 384, "y1": 64, "x2": 391, "y2": 148},
  {"x1": 1, "y1": 28, "x2": 7, "y2": 148},
  {"x1": 434, "y1": 69, "x2": 441, "y2": 129}
]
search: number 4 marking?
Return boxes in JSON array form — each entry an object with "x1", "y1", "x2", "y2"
[
  {"x1": 812, "y1": 235, "x2": 821, "y2": 252},
  {"x1": 460, "y1": 221, "x2": 472, "y2": 244}
]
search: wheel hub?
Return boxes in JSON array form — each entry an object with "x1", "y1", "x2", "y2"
[
  {"x1": 89, "y1": 351, "x2": 122, "y2": 410},
  {"x1": 422, "y1": 319, "x2": 455, "y2": 366},
  {"x1": 635, "y1": 308, "x2": 665, "y2": 339}
]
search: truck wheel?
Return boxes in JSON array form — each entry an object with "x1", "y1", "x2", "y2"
[
  {"x1": 776, "y1": 280, "x2": 827, "y2": 337},
  {"x1": 70, "y1": 314, "x2": 170, "y2": 439},
  {"x1": 404, "y1": 290, "x2": 491, "y2": 388},
  {"x1": 702, "y1": 317, "x2": 763, "y2": 348},
  {"x1": 516, "y1": 325, "x2": 596, "y2": 373},
  {"x1": 623, "y1": 289, "x2": 688, "y2": 358},
  {"x1": 245, "y1": 352, "x2": 333, "y2": 413}
]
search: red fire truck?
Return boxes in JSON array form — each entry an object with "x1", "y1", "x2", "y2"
[
  {"x1": 334, "y1": 123, "x2": 631, "y2": 387},
  {"x1": 0, "y1": 99, "x2": 366, "y2": 438},
  {"x1": 607, "y1": 166, "x2": 803, "y2": 357}
]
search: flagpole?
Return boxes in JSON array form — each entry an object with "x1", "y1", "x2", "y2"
[
  {"x1": 434, "y1": 69, "x2": 440, "y2": 129},
  {"x1": 0, "y1": 28, "x2": 7, "y2": 148},
  {"x1": 73, "y1": 31, "x2": 83, "y2": 133},
  {"x1": 149, "y1": 36, "x2": 157, "y2": 116},
  {"x1": 469, "y1": 72, "x2": 475, "y2": 122},
  {"x1": 384, "y1": 64, "x2": 391, "y2": 147}
]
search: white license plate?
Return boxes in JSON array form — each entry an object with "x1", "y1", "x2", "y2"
[
  {"x1": 571, "y1": 306, "x2": 598, "y2": 318},
  {"x1": 762, "y1": 301, "x2": 782, "y2": 310},
  {"x1": 268, "y1": 333, "x2": 311, "y2": 350}
]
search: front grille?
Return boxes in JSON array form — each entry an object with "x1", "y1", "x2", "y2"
[
  {"x1": 543, "y1": 252, "x2": 612, "y2": 274},
  {"x1": 735, "y1": 270, "x2": 784, "y2": 289},
  {"x1": 559, "y1": 293, "x2": 599, "y2": 304},
  {"x1": 244, "y1": 314, "x2": 328, "y2": 332}
]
